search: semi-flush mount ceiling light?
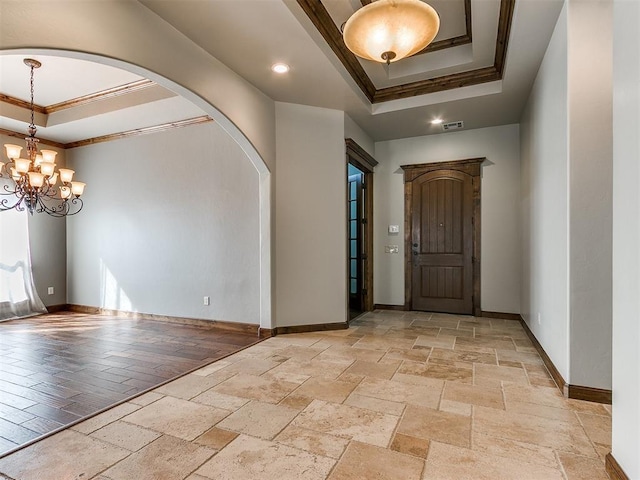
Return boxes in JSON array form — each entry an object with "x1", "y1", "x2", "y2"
[
  {"x1": 0, "y1": 59, "x2": 86, "y2": 217},
  {"x1": 343, "y1": 0, "x2": 440, "y2": 65}
]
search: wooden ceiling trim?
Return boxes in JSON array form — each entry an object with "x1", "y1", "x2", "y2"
[
  {"x1": 297, "y1": 0, "x2": 376, "y2": 102},
  {"x1": 0, "y1": 127, "x2": 66, "y2": 149},
  {"x1": 0, "y1": 94, "x2": 47, "y2": 114},
  {"x1": 64, "y1": 115, "x2": 213, "y2": 149},
  {"x1": 46, "y1": 79, "x2": 156, "y2": 113},
  {"x1": 298, "y1": 0, "x2": 515, "y2": 104}
]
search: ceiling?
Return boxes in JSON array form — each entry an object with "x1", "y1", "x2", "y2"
[{"x1": 0, "y1": 0, "x2": 564, "y2": 148}]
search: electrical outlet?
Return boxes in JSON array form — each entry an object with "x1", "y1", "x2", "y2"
[
  {"x1": 47, "y1": 286, "x2": 54, "y2": 295},
  {"x1": 203, "y1": 296, "x2": 210, "y2": 306}
]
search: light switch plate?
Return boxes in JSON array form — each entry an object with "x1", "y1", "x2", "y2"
[
  {"x1": 388, "y1": 225, "x2": 400, "y2": 233},
  {"x1": 385, "y1": 245, "x2": 399, "y2": 254}
]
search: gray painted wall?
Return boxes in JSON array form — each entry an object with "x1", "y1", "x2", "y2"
[
  {"x1": 373, "y1": 124, "x2": 522, "y2": 313},
  {"x1": 66, "y1": 122, "x2": 261, "y2": 324}
]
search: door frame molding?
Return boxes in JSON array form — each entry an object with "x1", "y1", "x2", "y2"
[
  {"x1": 346, "y1": 139, "x2": 377, "y2": 314},
  {"x1": 401, "y1": 158, "x2": 485, "y2": 316}
]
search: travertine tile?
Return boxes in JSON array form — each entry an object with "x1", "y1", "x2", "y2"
[
  {"x1": 473, "y1": 405, "x2": 597, "y2": 456},
  {"x1": 279, "y1": 393, "x2": 314, "y2": 411},
  {"x1": 344, "y1": 359, "x2": 401, "y2": 379},
  {"x1": 155, "y1": 372, "x2": 233, "y2": 400},
  {"x1": 503, "y1": 384, "x2": 568, "y2": 409},
  {"x1": 390, "y1": 433, "x2": 430, "y2": 458},
  {"x1": 194, "y1": 426, "x2": 238, "y2": 450},
  {"x1": 443, "y1": 382, "x2": 505, "y2": 409},
  {"x1": 398, "y1": 360, "x2": 473, "y2": 383},
  {"x1": 398, "y1": 405, "x2": 471, "y2": 448},
  {"x1": 195, "y1": 435, "x2": 335, "y2": 480},
  {"x1": 472, "y1": 432, "x2": 559, "y2": 469},
  {"x1": 329, "y1": 441, "x2": 424, "y2": 480},
  {"x1": 439, "y1": 399, "x2": 472, "y2": 417},
  {"x1": 275, "y1": 424, "x2": 349, "y2": 459},
  {"x1": 103, "y1": 435, "x2": 214, "y2": 480},
  {"x1": 423, "y1": 441, "x2": 565, "y2": 480},
  {"x1": 213, "y1": 373, "x2": 299, "y2": 403},
  {"x1": 414, "y1": 335, "x2": 456, "y2": 350},
  {"x1": 91, "y1": 420, "x2": 160, "y2": 452},
  {"x1": 218, "y1": 357, "x2": 282, "y2": 376},
  {"x1": 292, "y1": 399, "x2": 399, "y2": 447},
  {"x1": 353, "y1": 377, "x2": 442, "y2": 408},
  {"x1": 382, "y1": 346, "x2": 431, "y2": 363},
  {"x1": 455, "y1": 336, "x2": 516, "y2": 351},
  {"x1": 557, "y1": 451, "x2": 610, "y2": 480},
  {"x1": 506, "y1": 400, "x2": 580, "y2": 424},
  {"x1": 191, "y1": 389, "x2": 250, "y2": 411},
  {"x1": 217, "y1": 400, "x2": 298, "y2": 440},
  {"x1": 123, "y1": 396, "x2": 230, "y2": 441},
  {"x1": 269, "y1": 357, "x2": 354, "y2": 380},
  {"x1": 344, "y1": 393, "x2": 405, "y2": 416},
  {"x1": 577, "y1": 412, "x2": 612, "y2": 446},
  {"x1": 128, "y1": 391, "x2": 164, "y2": 406},
  {"x1": 72, "y1": 402, "x2": 141, "y2": 434},
  {"x1": 474, "y1": 363, "x2": 529, "y2": 385},
  {"x1": 192, "y1": 359, "x2": 234, "y2": 376},
  {"x1": 429, "y1": 347, "x2": 497, "y2": 365},
  {"x1": 0, "y1": 430, "x2": 129, "y2": 480},
  {"x1": 293, "y1": 377, "x2": 358, "y2": 403}
]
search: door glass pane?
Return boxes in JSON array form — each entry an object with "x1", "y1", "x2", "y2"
[
  {"x1": 350, "y1": 182, "x2": 356, "y2": 200},
  {"x1": 350, "y1": 240, "x2": 357, "y2": 256},
  {"x1": 350, "y1": 260, "x2": 357, "y2": 277},
  {"x1": 350, "y1": 220, "x2": 357, "y2": 238},
  {"x1": 350, "y1": 279, "x2": 357, "y2": 294},
  {"x1": 350, "y1": 202, "x2": 357, "y2": 219}
]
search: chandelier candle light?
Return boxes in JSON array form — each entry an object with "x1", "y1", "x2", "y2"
[
  {"x1": 0, "y1": 58, "x2": 85, "y2": 217},
  {"x1": 342, "y1": 0, "x2": 440, "y2": 65}
]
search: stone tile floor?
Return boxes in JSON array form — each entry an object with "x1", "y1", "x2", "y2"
[{"x1": 0, "y1": 311, "x2": 611, "y2": 480}]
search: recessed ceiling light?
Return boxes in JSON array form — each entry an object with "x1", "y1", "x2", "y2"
[
  {"x1": 271, "y1": 63, "x2": 290, "y2": 74},
  {"x1": 431, "y1": 118, "x2": 443, "y2": 125}
]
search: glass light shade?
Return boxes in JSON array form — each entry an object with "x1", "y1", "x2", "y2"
[
  {"x1": 58, "y1": 168, "x2": 74, "y2": 183},
  {"x1": 4, "y1": 144, "x2": 23, "y2": 159},
  {"x1": 70, "y1": 181, "x2": 86, "y2": 196},
  {"x1": 14, "y1": 158, "x2": 31, "y2": 174},
  {"x1": 343, "y1": 0, "x2": 440, "y2": 63},
  {"x1": 40, "y1": 150, "x2": 58, "y2": 162},
  {"x1": 34, "y1": 154, "x2": 43, "y2": 167},
  {"x1": 10, "y1": 168, "x2": 20, "y2": 181},
  {"x1": 40, "y1": 162, "x2": 56, "y2": 177},
  {"x1": 60, "y1": 186, "x2": 71, "y2": 199},
  {"x1": 28, "y1": 171, "x2": 45, "y2": 188},
  {"x1": 48, "y1": 172, "x2": 58, "y2": 185}
]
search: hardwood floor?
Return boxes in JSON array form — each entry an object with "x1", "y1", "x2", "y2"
[{"x1": 0, "y1": 311, "x2": 260, "y2": 456}]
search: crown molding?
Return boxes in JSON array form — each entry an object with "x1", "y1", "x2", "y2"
[{"x1": 297, "y1": 0, "x2": 514, "y2": 104}]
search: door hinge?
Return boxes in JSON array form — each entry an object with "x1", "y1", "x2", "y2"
[
  {"x1": 362, "y1": 288, "x2": 368, "y2": 295},
  {"x1": 362, "y1": 218, "x2": 367, "y2": 224}
]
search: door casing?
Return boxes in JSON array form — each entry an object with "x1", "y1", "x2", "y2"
[
  {"x1": 401, "y1": 158, "x2": 484, "y2": 316},
  {"x1": 346, "y1": 139, "x2": 377, "y2": 317}
]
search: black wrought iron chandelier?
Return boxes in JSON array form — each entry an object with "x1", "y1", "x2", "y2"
[{"x1": 0, "y1": 58, "x2": 86, "y2": 217}]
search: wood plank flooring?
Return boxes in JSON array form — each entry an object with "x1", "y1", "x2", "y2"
[{"x1": 0, "y1": 311, "x2": 260, "y2": 456}]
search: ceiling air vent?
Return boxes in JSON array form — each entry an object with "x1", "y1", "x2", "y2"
[{"x1": 443, "y1": 121, "x2": 464, "y2": 131}]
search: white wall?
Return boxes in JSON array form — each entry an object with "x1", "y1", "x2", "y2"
[
  {"x1": 612, "y1": 0, "x2": 640, "y2": 476},
  {"x1": 374, "y1": 124, "x2": 521, "y2": 313},
  {"x1": 66, "y1": 122, "x2": 261, "y2": 324},
  {"x1": 520, "y1": 3, "x2": 570, "y2": 381},
  {"x1": 567, "y1": 0, "x2": 612, "y2": 389},
  {"x1": 275, "y1": 102, "x2": 346, "y2": 327}
]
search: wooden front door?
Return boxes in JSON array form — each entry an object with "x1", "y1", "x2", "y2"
[{"x1": 402, "y1": 159, "x2": 483, "y2": 315}]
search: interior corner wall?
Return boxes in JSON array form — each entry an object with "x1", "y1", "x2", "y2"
[
  {"x1": 519, "y1": 2, "x2": 570, "y2": 382},
  {"x1": 567, "y1": 0, "x2": 612, "y2": 390},
  {"x1": 66, "y1": 122, "x2": 261, "y2": 324},
  {"x1": 344, "y1": 114, "x2": 375, "y2": 157},
  {"x1": 275, "y1": 102, "x2": 346, "y2": 327},
  {"x1": 612, "y1": 0, "x2": 640, "y2": 476},
  {"x1": 373, "y1": 124, "x2": 521, "y2": 313}
]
